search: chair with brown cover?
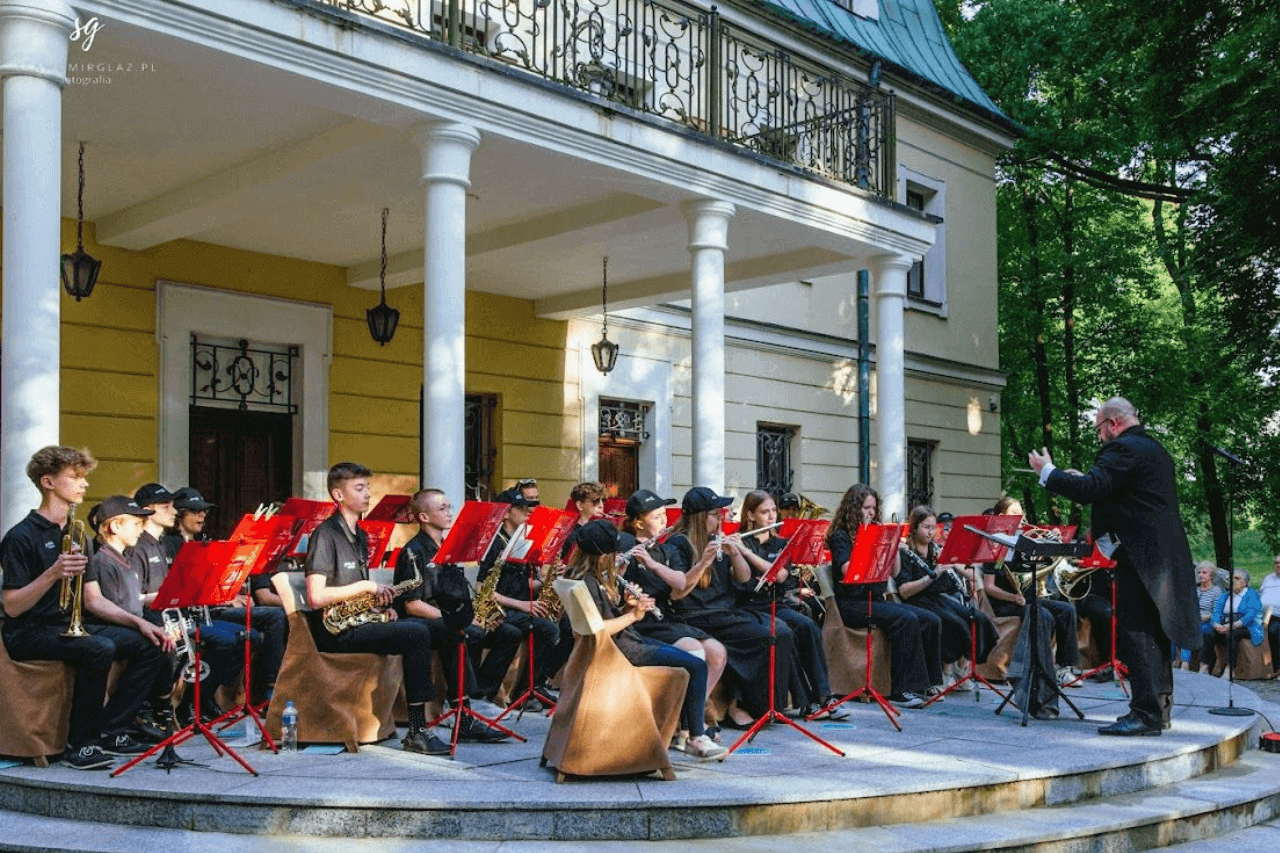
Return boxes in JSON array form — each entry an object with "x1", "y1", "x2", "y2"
[
  {"x1": 813, "y1": 565, "x2": 891, "y2": 697},
  {"x1": 265, "y1": 573, "x2": 402, "y2": 752},
  {"x1": 541, "y1": 578, "x2": 687, "y2": 782},
  {"x1": 0, "y1": 627, "x2": 74, "y2": 766},
  {"x1": 974, "y1": 568, "x2": 1022, "y2": 683}
]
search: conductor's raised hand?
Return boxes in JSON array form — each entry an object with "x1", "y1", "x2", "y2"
[{"x1": 1028, "y1": 447, "x2": 1054, "y2": 474}]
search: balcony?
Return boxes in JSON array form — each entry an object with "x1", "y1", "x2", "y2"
[{"x1": 284, "y1": 0, "x2": 895, "y2": 197}]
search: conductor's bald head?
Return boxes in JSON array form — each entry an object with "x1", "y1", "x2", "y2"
[{"x1": 1098, "y1": 397, "x2": 1138, "y2": 422}]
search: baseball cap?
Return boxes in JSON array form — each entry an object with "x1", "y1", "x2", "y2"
[
  {"x1": 626, "y1": 489, "x2": 676, "y2": 517},
  {"x1": 576, "y1": 519, "x2": 622, "y2": 556},
  {"x1": 133, "y1": 483, "x2": 175, "y2": 507},
  {"x1": 172, "y1": 487, "x2": 217, "y2": 511},
  {"x1": 681, "y1": 486, "x2": 733, "y2": 514},
  {"x1": 89, "y1": 495, "x2": 154, "y2": 533}
]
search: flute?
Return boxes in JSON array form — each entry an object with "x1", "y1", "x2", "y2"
[{"x1": 620, "y1": 579, "x2": 663, "y2": 620}]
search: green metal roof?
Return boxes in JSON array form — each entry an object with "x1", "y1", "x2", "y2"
[{"x1": 751, "y1": 0, "x2": 1015, "y2": 128}]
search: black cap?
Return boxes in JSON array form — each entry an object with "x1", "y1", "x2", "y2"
[
  {"x1": 90, "y1": 495, "x2": 154, "y2": 533},
  {"x1": 577, "y1": 519, "x2": 622, "y2": 556},
  {"x1": 616, "y1": 531, "x2": 638, "y2": 553},
  {"x1": 682, "y1": 486, "x2": 733, "y2": 514},
  {"x1": 778, "y1": 493, "x2": 801, "y2": 510},
  {"x1": 937, "y1": 512, "x2": 955, "y2": 523},
  {"x1": 496, "y1": 488, "x2": 539, "y2": 509},
  {"x1": 626, "y1": 489, "x2": 676, "y2": 517},
  {"x1": 133, "y1": 483, "x2": 175, "y2": 507},
  {"x1": 172, "y1": 487, "x2": 217, "y2": 511}
]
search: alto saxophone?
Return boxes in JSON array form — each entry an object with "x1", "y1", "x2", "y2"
[
  {"x1": 536, "y1": 559, "x2": 565, "y2": 622},
  {"x1": 322, "y1": 570, "x2": 421, "y2": 635},
  {"x1": 473, "y1": 566, "x2": 504, "y2": 631}
]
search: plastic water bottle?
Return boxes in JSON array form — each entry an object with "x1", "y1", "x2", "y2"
[{"x1": 281, "y1": 701, "x2": 298, "y2": 753}]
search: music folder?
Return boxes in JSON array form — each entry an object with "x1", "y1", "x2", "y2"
[
  {"x1": 434, "y1": 501, "x2": 508, "y2": 565},
  {"x1": 228, "y1": 513, "x2": 301, "y2": 576},
  {"x1": 756, "y1": 519, "x2": 829, "y2": 591},
  {"x1": 150, "y1": 540, "x2": 257, "y2": 610},
  {"x1": 842, "y1": 523, "x2": 906, "y2": 585},
  {"x1": 937, "y1": 514, "x2": 1022, "y2": 566}
]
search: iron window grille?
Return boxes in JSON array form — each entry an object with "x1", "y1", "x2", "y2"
[
  {"x1": 906, "y1": 439, "x2": 935, "y2": 511},
  {"x1": 190, "y1": 335, "x2": 298, "y2": 414},
  {"x1": 599, "y1": 399, "x2": 650, "y2": 444},
  {"x1": 757, "y1": 424, "x2": 796, "y2": 495}
]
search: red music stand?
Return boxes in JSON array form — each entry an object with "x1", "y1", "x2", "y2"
[
  {"x1": 276, "y1": 498, "x2": 336, "y2": 560},
  {"x1": 209, "y1": 512, "x2": 303, "y2": 749},
  {"x1": 922, "y1": 514, "x2": 1015, "y2": 707},
  {"x1": 114, "y1": 541, "x2": 259, "y2": 777},
  {"x1": 729, "y1": 522, "x2": 845, "y2": 757},
  {"x1": 825, "y1": 524, "x2": 906, "y2": 731},
  {"x1": 495, "y1": 511, "x2": 576, "y2": 722},
  {"x1": 1063, "y1": 545, "x2": 1129, "y2": 691},
  {"x1": 421, "y1": 501, "x2": 523, "y2": 755}
]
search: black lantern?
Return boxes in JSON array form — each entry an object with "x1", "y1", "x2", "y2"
[
  {"x1": 366, "y1": 207, "x2": 400, "y2": 345},
  {"x1": 591, "y1": 256, "x2": 619, "y2": 374},
  {"x1": 61, "y1": 142, "x2": 101, "y2": 301}
]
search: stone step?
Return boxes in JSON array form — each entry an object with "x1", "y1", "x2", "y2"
[{"x1": 3, "y1": 749, "x2": 1279, "y2": 853}]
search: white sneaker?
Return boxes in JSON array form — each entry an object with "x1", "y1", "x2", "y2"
[
  {"x1": 469, "y1": 699, "x2": 505, "y2": 719},
  {"x1": 1057, "y1": 667, "x2": 1082, "y2": 687},
  {"x1": 682, "y1": 734, "x2": 728, "y2": 761}
]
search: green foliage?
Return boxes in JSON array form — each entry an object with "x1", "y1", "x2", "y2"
[{"x1": 942, "y1": 0, "x2": 1280, "y2": 556}]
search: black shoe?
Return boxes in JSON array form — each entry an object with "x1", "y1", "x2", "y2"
[
  {"x1": 131, "y1": 723, "x2": 165, "y2": 745},
  {"x1": 402, "y1": 729, "x2": 452, "y2": 756},
  {"x1": 457, "y1": 715, "x2": 508, "y2": 743},
  {"x1": 62, "y1": 745, "x2": 113, "y2": 770},
  {"x1": 97, "y1": 733, "x2": 149, "y2": 755},
  {"x1": 533, "y1": 684, "x2": 559, "y2": 705},
  {"x1": 1097, "y1": 717, "x2": 1161, "y2": 737},
  {"x1": 823, "y1": 697, "x2": 851, "y2": 721},
  {"x1": 1087, "y1": 667, "x2": 1114, "y2": 683}
]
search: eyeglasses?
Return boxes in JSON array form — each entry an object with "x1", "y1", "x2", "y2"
[{"x1": 516, "y1": 478, "x2": 537, "y2": 487}]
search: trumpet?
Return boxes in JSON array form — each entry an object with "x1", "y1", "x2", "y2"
[
  {"x1": 59, "y1": 505, "x2": 90, "y2": 638},
  {"x1": 161, "y1": 608, "x2": 211, "y2": 682}
]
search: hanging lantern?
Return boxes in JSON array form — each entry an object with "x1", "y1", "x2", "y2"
[
  {"x1": 591, "y1": 256, "x2": 619, "y2": 374},
  {"x1": 366, "y1": 207, "x2": 400, "y2": 345},
  {"x1": 61, "y1": 142, "x2": 102, "y2": 301}
]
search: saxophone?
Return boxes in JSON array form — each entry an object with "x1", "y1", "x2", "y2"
[
  {"x1": 473, "y1": 566, "x2": 504, "y2": 631},
  {"x1": 322, "y1": 570, "x2": 421, "y2": 635},
  {"x1": 536, "y1": 559, "x2": 565, "y2": 622}
]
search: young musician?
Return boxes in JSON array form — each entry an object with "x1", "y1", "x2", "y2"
[
  {"x1": 132, "y1": 483, "x2": 257, "y2": 721},
  {"x1": 895, "y1": 506, "x2": 997, "y2": 688},
  {"x1": 83, "y1": 496, "x2": 175, "y2": 745},
  {"x1": 666, "y1": 487, "x2": 795, "y2": 727},
  {"x1": 515, "y1": 478, "x2": 539, "y2": 504},
  {"x1": 305, "y1": 462, "x2": 449, "y2": 755},
  {"x1": 621, "y1": 489, "x2": 728, "y2": 728},
  {"x1": 826, "y1": 484, "x2": 937, "y2": 708},
  {"x1": 0, "y1": 447, "x2": 146, "y2": 769},
  {"x1": 159, "y1": 487, "x2": 215, "y2": 561},
  {"x1": 394, "y1": 488, "x2": 508, "y2": 740},
  {"x1": 560, "y1": 481, "x2": 606, "y2": 559},
  {"x1": 478, "y1": 489, "x2": 573, "y2": 704},
  {"x1": 567, "y1": 519, "x2": 728, "y2": 760},
  {"x1": 981, "y1": 496, "x2": 1081, "y2": 685},
  {"x1": 777, "y1": 493, "x2": 803, "y2": 521},
  {"x1": 736, "y1": 490, "x2": 845, "y2": 719}
]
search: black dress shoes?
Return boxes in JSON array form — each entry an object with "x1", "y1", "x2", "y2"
[{"x1": 1098, "y1": 716, "x2": 1162, "y2": 737}]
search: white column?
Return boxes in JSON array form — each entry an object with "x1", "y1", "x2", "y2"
[
  {"x1": 682, "y1": 199, "x2": 735, "y2": 492},
  {"x1": 0, "y1": 0, "x2": 74, "y2": 532},
  {"x1": 412, "y1": 120, "x2": 480, "y2": 503},
  {"x1": 869, "y1": 254, "x2": 913, "y2": 523}
]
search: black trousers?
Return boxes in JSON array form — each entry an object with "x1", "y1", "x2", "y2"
[
  {"x1": 1114, "y1": 562, "x2": 1172, "y2": 729},
  {"x1": 836, "y1": 598, "x2": 931, "y2": 696},
  {"x1": 1268, "y1": 620, "x2": 1280, "y2": 672},
  {"x1": 678, "y1": 608, "x2": 795, "y2": 718},
  {"x1": 310, "y1": 617, "x2": 435, "y2": 704},
  {"x1": 1074, "y1": 593, "x2": 1114, "y2": 661},
  {"x1": 213, "y1": 605, "x2": 287, "y2": 699},
  {"x1": 405, "y1": 616, "x2": 475, "y2": 702},
  {"x1": 769, "y1": 605, "x2": 831, "y2": 702},
  {"x1": 467, "y1": 621, "x2": 522, "y2": 700},
  {"x1": 911, "y1": 595, "x2": 998, "y2": 665}
]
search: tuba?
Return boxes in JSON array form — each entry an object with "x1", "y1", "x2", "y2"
[
  {"x1": 59, "y1": 505, "x2": 90, "y2": 638},
  {"x1": 796, "y1": 494, "x2": 828, "y2": 519}
]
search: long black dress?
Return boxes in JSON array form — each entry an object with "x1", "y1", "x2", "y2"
[
  {"x1": 897, "y1": 543, "x2": 997, "y2": 665},
  {"x1": 666, "y1": 534, "x2": 795, "y2": 717}
]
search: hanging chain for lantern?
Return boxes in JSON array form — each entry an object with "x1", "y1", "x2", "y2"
[
  {"x1": 366, "y1": 206, "x2": 400, "y2": 345},
  {"x1": 60, "y1": 141, "x2": 102, "y2": 301},
  {"x1": 591, "y1": 255, "x2": 619, "y2": 374}
]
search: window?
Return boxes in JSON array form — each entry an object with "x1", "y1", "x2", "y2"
[
  {"x1": 417, "y1": 390, "x2": 497, "y2": 499},
  {"x1": 906, "y1": 439, "x2": 935, "y2": 511},
  {"x1": 757, "y1": 424, "x2": 796, "y2": 495},
  {"x1": 898, "y1": 166, "x2": 947, "y2": 307}
]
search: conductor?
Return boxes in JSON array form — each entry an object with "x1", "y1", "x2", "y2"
[{"x1": 1028, "y1": 397, "x2": 1199, "y2": 736}]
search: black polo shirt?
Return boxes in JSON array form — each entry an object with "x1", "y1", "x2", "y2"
[
  {"x1": 394, "y1": 530, "x2": 447, "y2": 615},
  {"x1": 130, "y1": 530, "x2": 169, "y2": 594},
  {"x1": 1, "y1": 511, "x2": 77, "y2": 637},
  {"x1": 87, "y1": 543, "x2": 143, "y2": 620},
  {"x1": 305, "y1": 512, "x2": 368, "y2": 588}
]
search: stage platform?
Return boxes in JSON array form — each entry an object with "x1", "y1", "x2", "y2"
[{"x1": 2, "y1": 670, "x2": 1280, "y2": 852}]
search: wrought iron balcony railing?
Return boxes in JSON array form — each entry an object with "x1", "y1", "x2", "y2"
[{"x1": 286, "y1": 0, "x2": 895, "y2": 196}]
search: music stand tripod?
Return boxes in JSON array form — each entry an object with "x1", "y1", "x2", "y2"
[
  {"x1": 210, "y1": 593, "x2": 275, "y2": 750},
  {"x1": 429, "y1": 629, "x2": 526, "y2": 755},
  {"x1": 980, "y1": 530, "x2": 1087, "y2": 726},
  {"x1": 1065, "y1": 569, "x2": 1129, "y2": 693},
  {"x1": 114, "y1": 543, "x2": 258, "y2": 777},
  {"x1": 496, "y1": 563, "x2": 559, "y2": 722},
  {"x1": 729, "y1": 567, "x2": 845, "y2": 756},
  {"x1": 924, "y1": 575, "x2": 1009, "y2": 706}
]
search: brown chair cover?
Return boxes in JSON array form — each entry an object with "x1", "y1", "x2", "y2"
[
  {"x1": 974, "y1": 572, "x2": 1021, "y2": 682},
  {"x1": 265, "y1": 574, "x2": 401, "y2": 752},
  {"x1": 541, "y1": 579, "x2": 686, "y2": 782},
  {"x1": 1215, "y1": 637, "x2": 1273, "y2": 680},
  {"x1": 0, "y1": 630, "x2": 74, "y2": 766},
  {"x1": 1076, "y1": 615, "x2": 1106, "y2": 671},
  {"x1": 813, "y1": 566, "x2": 891, "y2": 696}
]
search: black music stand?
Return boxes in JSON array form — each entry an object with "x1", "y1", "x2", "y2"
[
  {"x1": 730, "y1": 526, "x2": 845, "y2": 757},
  {"x1": 821, "y1": 524, "x2": 906, "y2": 731},
  {"x1": 976, "y1": 528, "x2": 1089, "y2": 726},
  {"x1": 114, "y1": 541, "x2": 259, "y2": 777}
]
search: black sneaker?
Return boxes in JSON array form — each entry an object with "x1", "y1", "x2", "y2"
[
  {"x1": 62, "y1": 745, "x2": 113, "y2": 770},
  {"x1": 98, "y1": 733, "x2": 148, "y2": 756},
  {"x1": 402, "y1": 729, "x2": 451, "y2": 756},
  {"x1": 457, "y1": 715, "x2": 508, "y2": 743},
  {"x1": 132, "y1": 712, "x2": 166, "y2": 744}
]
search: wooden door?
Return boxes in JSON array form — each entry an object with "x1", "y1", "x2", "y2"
[{"x1": 189, "y1": 406, "x2": 293, "y2": 540}]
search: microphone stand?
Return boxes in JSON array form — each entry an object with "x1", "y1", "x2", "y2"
[{"x1": 1209, "y1": 449, "x2": 1254, "y2": 717}]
